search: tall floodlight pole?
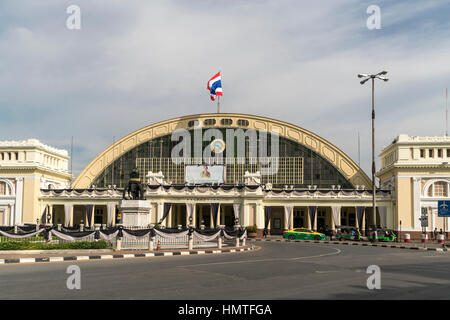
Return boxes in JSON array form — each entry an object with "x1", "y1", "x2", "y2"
[{"x1": 358, "y1": 71, "x2": 389, "y2": 241}]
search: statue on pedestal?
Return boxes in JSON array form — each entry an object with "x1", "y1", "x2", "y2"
[{"x1": 123, "y1": 169, "x2": 144, "y2": 200}]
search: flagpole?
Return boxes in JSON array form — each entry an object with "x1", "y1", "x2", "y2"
[{"x1": 218, "y1": 70, "x2": 221, "y2": 113}]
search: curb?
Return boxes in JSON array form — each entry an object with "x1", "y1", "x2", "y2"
[
  {"x1": 0, "y1": 245, "x2": 257, "y2": 265},
  {"x1": 249, "y1": 238, "x2": 448, "y2": 252}
]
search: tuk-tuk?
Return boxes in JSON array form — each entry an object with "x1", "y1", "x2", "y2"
[
  {"x1": 369, "y1": 228, "x2": 397, "y2": 242},
  {"x1": 335, "y1": 226, "x2": 362, "y2": 241}
]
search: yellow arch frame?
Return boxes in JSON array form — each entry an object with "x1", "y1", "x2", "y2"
[{"x1": 73, "y1": 113, "x2": 372, "y2": 188}]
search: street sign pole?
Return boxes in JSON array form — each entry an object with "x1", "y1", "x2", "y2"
[{"x1": 420, "y1": 207, "x2": 428, "y2": 248}]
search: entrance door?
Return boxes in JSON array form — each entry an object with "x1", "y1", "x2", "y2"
[
  {"x1": 293, "y1": 209, "x2": 305, "y2": 228},
  {"x1": 317, "y1": 210, "x2": 326, "y2": 233},
  {"x1": 196, "y1": 204, "x2": 211, "y2": 228},
  {"x1": 270, "y1": 207, "x2": 284, "y2": 235},
  {"x1": 348, "y1": 213, "x2": 356, "y2": 227}
]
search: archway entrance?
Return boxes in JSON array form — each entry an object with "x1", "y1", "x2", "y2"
[
  {"x1": 270, "y1": 207, "x2": 284, "y2": 235},
  {"x1": 293, "y1": 207, "x2": 307, "y2": 228},
  {"x1": 195, "y1": 204, "x2": 211, "y2": 228},
  {"x1": 171, "y1": 204, "x2": 187, "y2": 227},
  {"x1": 219, "y1": 204, "x2": 234, "y2": 227}
]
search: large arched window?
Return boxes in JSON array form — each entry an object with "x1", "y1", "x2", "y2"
[
  {"x1": 0, "y1": 181, "x2": 12, "y2": 196},
  {"x1": 425, "y1": 180, "x2": 449, "y2": 198},
  {"x1": 92, "y1": 129, "x2": 354, "y2": 189},
  {"x1": 434, "y1": 181, "x2": 448, "y2": 197}
]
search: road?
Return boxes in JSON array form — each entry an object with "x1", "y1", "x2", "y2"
[{"x1": 1, "y1": 242, "x2": 450, "y2": 299}]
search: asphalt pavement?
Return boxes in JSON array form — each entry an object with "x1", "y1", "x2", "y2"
[{"x1": 1, "y1": 241, "x2": 449, "y2": 299}]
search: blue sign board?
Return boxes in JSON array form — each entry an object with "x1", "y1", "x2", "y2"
[{"x1": 438, "y1": 200, "x2": 450, "y2": 217}]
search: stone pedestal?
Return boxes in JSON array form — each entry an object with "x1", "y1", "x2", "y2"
[{"x1": 119, "y1": 200, "x2": 151, "y2": 227}]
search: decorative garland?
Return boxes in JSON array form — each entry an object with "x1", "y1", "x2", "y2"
[
  {"x1": 0, "y1": 228, "x2": 44, "y2": 239},
  {"x1": 0, "y1": 225, "x2": 247, "y2": 242}
]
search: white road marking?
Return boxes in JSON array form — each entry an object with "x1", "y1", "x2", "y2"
[{"x1": 177, "y1": 247, "x2": 342, "y2": 268}]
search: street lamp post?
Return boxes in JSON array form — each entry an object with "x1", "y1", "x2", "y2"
[{"x1": 358, "y1": 71, "x2": 389, "y2": 242}]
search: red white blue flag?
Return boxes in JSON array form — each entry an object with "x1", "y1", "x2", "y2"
[{"x1": 207, "y1": 72, "x2": 223, "y2": 101}]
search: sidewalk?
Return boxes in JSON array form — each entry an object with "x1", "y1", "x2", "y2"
[
  {"x1": 0, "y1": 244, "x2": 257, "y2": 265},
  {"x1": 250, "y1": 236, "x2": 449, "y2": 251}
]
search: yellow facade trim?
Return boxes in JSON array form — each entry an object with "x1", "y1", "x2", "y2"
[{"x1": 73, "y1": 113, "x2": 372, "y2": 188}]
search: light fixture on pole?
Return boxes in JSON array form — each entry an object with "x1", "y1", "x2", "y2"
[{"x1": 357, "y1": 71, "x2": 389, "y2": 241}]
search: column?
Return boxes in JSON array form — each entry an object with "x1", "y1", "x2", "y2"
[
  {"x1": 177, "y1": 205, "x2": 181, "y2": 226},
  {"x1": 91, "y1": 205, "x2": 96, "y2": 226},
  {"x1": 70, "y1": 205, "x2": 74, "y2": 227},
  {"x1": 192, "y1": 203, "x2": 197, "y2": 227},
  {"x1": 110, "y1": 203, "x2": 117, "y2": 227},
  {"x1": 3, "y1": 206, "x2": 7, "y2": 225},
  {"x1": 185, "y1": 204, "x2": 190, "y2": 227},
  {"x1": 10, "y1": 204, "x2": 15, "y2": 226},
  {"x1": 217, "y1": 204, "x2": 221, "y2": 227},
  {"x1": 209, "y1": 206, "x2": 214, "y2": 229},
  {"x1": 221, "y1": 206, "x2": 225, "y2": 225},
  {"x1": 284, "y1": 205, "x2": 293, "y2": 230},
  {"x1": 331, "y1": 206, "x2": 341, "y2": 231},
  {"x1": 241, "y1": 203, "x2": 248, "y2": 227},
  {"x1": 242, "y1": 204, "x2": 249, "y2": 227},
  {"x1": 290, "y1": 207, "x2": 294, "y2": 230},
  {"x1": 306, "y1": 208, "x2": 312, "y2": 229},
  {"x1": 167, "y1": 205, "x2": 173, "y2": 227},
  {"x1": 15, "y1": 178, "x2": 23, "y2": 225},
  {"x1": 431, "y1": 208, "x2": 435, "y2": 231},
  {"x1": 49, "y1": 204, "x2": 54, "y2": 224},
  {"x1": 157, "y1": 202, "x2": 164, "y2": 226},
  {"x1": 199, "y1": 205, "x2": 203, "y2": 226},
  {"x1": 361, "y1": 209, "x2": 366, "y2": 235},
  {"x1": 210, "y1": 205, "x2": 214, "y2": 228},
  {"x1": 64, "y1": 203, "x2": 73, "y2": 227},
  {"x1": 255, "y1": 203, "x2": 264, "y2": 229},
  {"x1": 412, "y1": 177, "x2": 421, "y2": 230},
  {"x1": 311, "y1": 207, "x2": 317, "y2": 231}
]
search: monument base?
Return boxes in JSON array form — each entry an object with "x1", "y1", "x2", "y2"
[{"x1": 119, "y1": 200, "x2": 151, "y2": 227}]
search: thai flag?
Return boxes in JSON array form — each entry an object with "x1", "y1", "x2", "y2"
[{"x1": 207, "y1": 72, "x2": 223, "y2": 101}]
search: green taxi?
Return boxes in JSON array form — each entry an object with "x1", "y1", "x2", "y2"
[
  {"x1": 283, "y1": 228, "x2": 326, "y2": 241},
  {"x1": 369, "y1": 229, "x2": 397, "y2": 242},
  {"x1": 336, "y1": 226, "x2": 362, "y2": 241}
]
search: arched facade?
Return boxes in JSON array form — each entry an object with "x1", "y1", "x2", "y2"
[
  {"x1": 423, "y1": 179, "x2": 450, "y2": 198},
  {"x1": 73, "y1": 113, "x2": 371, "y2": 189}
]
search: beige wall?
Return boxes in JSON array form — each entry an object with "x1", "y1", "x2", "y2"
[
  {"x1": 22, "y1": 177, "x2": 40, "y2": 223},
  {"x1": 395, "y1": 177, "x2": 413, "y2": 229}
]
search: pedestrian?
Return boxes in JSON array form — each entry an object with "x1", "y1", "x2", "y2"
[
  {"x1": 263, "y1": 228, "x2": 267, "y2": 238},
  {"x1": 434, "y1": 228, "x2": 438, "y2": 241},
  {"x1": 440, "y1": 228, "x2": 443, "y2": 235}
]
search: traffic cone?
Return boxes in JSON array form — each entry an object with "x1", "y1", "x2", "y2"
[{"x1": 157, "y1": 240, "x2": 161, "y2": 251}]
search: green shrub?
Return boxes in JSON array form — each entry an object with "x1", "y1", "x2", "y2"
[
  {"x1": 0, "y1": 240, "x2": 111, "y2": 251},
  {"x1": 246, "y1": 225, "x2": 258, "y2": 233}
]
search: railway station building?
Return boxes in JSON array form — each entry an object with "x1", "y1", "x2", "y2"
[{"x1": 2, "y1": 113, "x2": 449, "y2": 239}]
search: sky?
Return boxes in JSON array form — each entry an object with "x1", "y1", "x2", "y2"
[{"x1": 1, "y1": 0, "x2": 450, "y2": 180}]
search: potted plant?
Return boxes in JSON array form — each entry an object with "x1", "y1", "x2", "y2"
[{"x1": 246, "y1": 225, "x2": 258, "y2": 238}]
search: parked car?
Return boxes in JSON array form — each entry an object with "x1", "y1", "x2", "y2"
[
  {"x1": 283, "y1": 228, "x2": 326, "y2": 240},
  {"x1": 369, "y1": 228, "x2": 397, "y2": 242},
  {"x1": 335, "y1": 226, "x2": 362, "y2": 241}
]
